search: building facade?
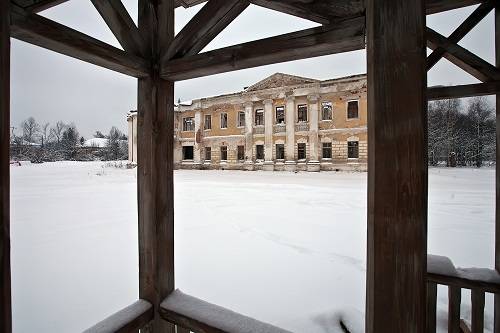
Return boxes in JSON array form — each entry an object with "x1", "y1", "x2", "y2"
[{"x1": 128, "y1": 73, "x2": 367, "y2": 171}]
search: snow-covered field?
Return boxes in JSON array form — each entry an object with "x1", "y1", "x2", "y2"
[{"x1": 10, "y1": 162, "x2": 495, "y2": 332}]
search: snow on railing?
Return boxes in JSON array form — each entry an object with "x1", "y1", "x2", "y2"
[{"x1": 427, "y1": 254, "x2": 500, "y2": 333}]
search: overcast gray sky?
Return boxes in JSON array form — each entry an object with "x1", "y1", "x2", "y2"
[{"x1": 10, "y1": 1, "x2": 495, "y2": 138}]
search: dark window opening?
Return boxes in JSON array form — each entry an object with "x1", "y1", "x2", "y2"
[
  {"x1": 298, "y1": 143, "x2": 306, "y2": 160},
  {"x1": 347, "y1": 101, "x2": 359, "y2": 119},
  {"x1": 322, "y1": 102, "x2": 332, "y2": 120},
  {"x1": 276, "y1": 106, "x2": 285, "y2": 124},
  {"x1": 255, "y1": 109, "x2": 264, "y2": 126},
  {"x1": 237, "y1": 145, "x2": 245, "y2": 161},
  {"x1": 205, "y1": 147, "x2": 211, "y2": 161},
  {"x1": 204, "y1": 115, "x2": 211, "y2": 130},
  {"x1": 220, "y1": 146, "x2": 228, "y2": 160},
  {"x1": 348, "y1": 141, "x2": 359, "y2": 158},
  {"x1": 322, "y1": 142, "x2": 332, "y2": 159},
  {"x1": 256, "y1": 145, "x2": 264, "y2": 160},
  {"x1": 183, "y1": 117, "x2": 195, "y2": 131},
  {"x1": 182, "y1": 146, "x2": 194, "y2": 160},
  {"x1": 221, "y1": 113, "x2": 228, "y2": 129},
  {"x1": 298, "y1": 105, "x2": 308, "y2": 122},
  {"x1": 276, "y1": 144, "x2": 285, "y2": 160},
  {"x1": 238, "y1": 112, "x2": 245, "y2": 127}
]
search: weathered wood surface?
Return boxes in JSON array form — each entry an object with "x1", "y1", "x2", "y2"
[
  {"x1": 91, "y1": 0, "x2": 144, "y2": 57},
  {"x1": 460, "y1": 320, "x2": 472, "y2": 333},
  {"x1": 496, "y1": 4, "x2": 500, "y2": 332},
  {"x1": 427, "y1": 1, "x2": 494, "y2": 70},
  {"x1": 471, "y1": 290, "x2": 485, "y2": 333},
  {"x1": 83, "y1": 300, "x2": 153, "y2": 333},
  {"x1": 427, "y1": 82, "x2": 500, "y2": 100},
  {"x1": 164, "y1": 0, "x2": 249, "y2": 61},
  {"x1": 426, "y1": 0, "x2": 484, "y2": 15},
  {"x1": 427, "y1": 27, "x2": 500, "y2": 82},
  {"x1": 427, "y1": 282, "x2": 437, "y2": 333},
  {"x1": 160, "y1": 16, "x2": 365, "y2": 81},
  {"x1": 137, "y1": 0, "x2": 175, "y2": 332},
  {"x1": 10, "y1": 5, "x2": 149, "y2": 78},
  {"x1": 12, "y1": 0, "x2": 69, "y2": 13},
  {"x1": 0, "y1": 1, "x2": 12, "y2": 332},
  {"x1": 249, "y1": 0, "x2": 364, "y2": 25},
  {"x1": 160, "y1": 290, "x2": 292, "y2": 333},
  {"x1": 449, "y1": 286, "x2": 462, "y2": 333},
  {"x1": 366, "y1": 0, "x2": 427, "y2": 332}
]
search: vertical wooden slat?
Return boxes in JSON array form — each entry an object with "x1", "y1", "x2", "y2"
[
  {"x1": 366, "y1": 0, "x2": 428, "y2": 332},
  {"x1": 176, "y1": 326, "x2": 190, "y2": 333},
  {"x1": 0, "y1": 0, "x2": 12, "y2": 332},
  {"x1": 495, "y1": 4, "x2": 500, "y2": 333},
  {"x1": 448, "y1": 286, "x2": 461, "y2": 333},
  {"x1": 471, "y1": 290, "x2": 485, "y2": 333},
  {"x1": 427, "y1": 282, "x2": 437, "y2": 333},
  {"x1": 137, "y1": 0, "x2": 175, "y2": 332}
]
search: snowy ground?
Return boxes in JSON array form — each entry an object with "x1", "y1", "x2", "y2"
[{"x1": 10, "y1": 162, "x2": 495, "y2": 332}]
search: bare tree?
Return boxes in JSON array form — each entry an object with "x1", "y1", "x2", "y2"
[
  {"x1": 39, "y1": 122, "x2": 53, "y2": 147},
  {"x1": 50, "y1": 121, "x2": 67, "y2": 144},
  {"x1": 21, "y1": 117, "x2": 40, "y2": 144},
  {"x1": 465, "y1": 96, "x2": 495, "y2": 168}
]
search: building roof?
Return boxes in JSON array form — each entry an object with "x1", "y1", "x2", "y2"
[{"x1": 245, "y1": 73, "x2": 319, "y2": 92}]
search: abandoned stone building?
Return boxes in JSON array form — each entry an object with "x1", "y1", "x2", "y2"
[{"x1": 128, "y1": 73, "x2": 367, "y2": 171}]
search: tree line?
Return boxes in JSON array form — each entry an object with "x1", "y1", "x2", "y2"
[
  {"x1": 10, "y1": 117, "x2": 128, "y2": 162},
  {"x1": 428, "y1": 96, "x2": 496, "y2": 168}
]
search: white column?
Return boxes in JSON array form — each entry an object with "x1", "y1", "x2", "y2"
[
  {"x1": 127, "y1": 115, "x2": 134, "y2": 163},
  {"x1": 263, "y1": 98, "x2": 274, "y2": 171},
  {"x1": 194, "y1": 110, "x2": 202, "y2": 167},
  {"x1": 244, "y1": 102, "x2": 254, "y2": 170},
  {"x1": 285, "y1": 96, "x2": 296, "y2": 171},
  {"x1": 307, "y1": 94, "x2": 320, "y2": 172}
]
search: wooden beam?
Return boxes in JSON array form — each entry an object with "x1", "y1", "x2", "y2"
[
  {"x1": 366, "y1": 0, "x2": 427, "y2": 332},
  {"x1": 427, "y1": 27, "x2": 500, "y2": 82},
  {"x1": 426, "y1": 0, "x2": 484, "y2": 15},
  {"x1": 10, "y1": 6, "x2": 149, "y2": 78},
  {"x1": 137, "y1": 0, "x2": 175, "y2": 332},
  {"x1": 471, "y1": 290, "x2": 485, "y2": 333},
  {"x1": 0, "y1": 0, "x2": 12, "y2": 332},
  {"x1": 12, "y1": 0, "x2": 70, "y2": 13},
  {"x1": 426, "y1": 282, "x2": 437, "y2": 333},
  {"x1": 91, "y1": 0, "x2": 144, "y2": 57},
  {"x1": 160, "y1": 16, "x2": 365, "y2": 81},
  {"x1": 495, "y1": 4, "x2": 500, "y2": 333},
  {"x1": 164, "y1": 0, "x2": 249, "y2": 61},
  {"x1": 428, "y1": 1, "x2": 494, "y2": 70},
  {"x1": 160, "y1": 290, "x2": 291, "y2": 333},
  {"x1": 82, "y1": 300, "x2": 153, "y2": 333},
  {"x1": 427, "y1": 82, "x2": 500, "y2": 100},
  {"x1": 449, "y1": 286, "x2": 462, "y2": 333}
]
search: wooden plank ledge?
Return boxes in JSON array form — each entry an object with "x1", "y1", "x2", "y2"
[
  {"x1": 83, "y1": 299, "x2": 153, "y2": 333},
  {"x1": 427, "y1": 254, "x2": 500, "y2": 293},
  {"x1": 160, "y1": 290, "x2": 292, "y2": 333}
]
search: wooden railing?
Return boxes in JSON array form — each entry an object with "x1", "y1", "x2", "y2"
[{"x1": 427, "y1": 254, "x2": 500, "y2": 333}]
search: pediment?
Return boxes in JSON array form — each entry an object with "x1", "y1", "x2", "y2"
[{"x1": 245, "y1": 73, "x2": 319, "y2": 92}]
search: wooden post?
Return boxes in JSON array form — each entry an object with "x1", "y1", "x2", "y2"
[
  {"x1": 495, "y1": 3, "x2": 500, "y2": 332},
  {"x1": 137, "y1": 0, "x2": 175, "y2": 332},
  {"x1": 366, "y1": 1, "x2": 427, "y2": 332},
  {"x1": 0, "y1": 0, "x2": 12, "y2": 332}
]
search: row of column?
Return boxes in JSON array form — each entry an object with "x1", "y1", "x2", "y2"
[{"x1": 244, "y1": 95, "x2": 320, "y2": 171}]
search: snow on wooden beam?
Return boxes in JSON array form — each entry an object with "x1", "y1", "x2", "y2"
[
  {"x1": 160, "y1": 290, "x2": 292, "y2": 333},
  {"x1": 83, "y1": 300, "x2": 153, "y2": 333},
  {"x1": 10, "y1": 5, "x2": 150, "y2": 78},
  {"x1": 160, "y1": 16, "x2": 365, "y2": 81}
]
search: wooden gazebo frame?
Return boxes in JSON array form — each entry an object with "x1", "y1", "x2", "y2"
[{"x1": 1, "y1": 0, "x2": 500, "y2": 332}]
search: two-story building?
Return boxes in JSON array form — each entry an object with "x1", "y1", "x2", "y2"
[{"x1": 128, "y1": 72, "x2": 367, "y2": 171}]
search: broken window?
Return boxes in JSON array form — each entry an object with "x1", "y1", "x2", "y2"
[
  {"x1": 220, "y1": 146, "x2": 228, "y2": 161},
  {"x1": 182, "y1": 146, "x2": 194, "y2": 160},
  {"x1": 220, "y1": 113, "x2": 228, "y2": 129},
  {"x1": 183, "y1": 117, "x2": 195, "y2": 131},
  {"x1": 322, "y1": 102, "x2": 333, "y2": 120},
  {"x1": 276, "y1": 144, "x2": 285, "y2": 160},
  {"x1": 348, "y1": 141, "x2": 359, "y2": 158},
  {"x1": 276, "y1": 106, "x2": 285, "y2": 124},
  {"x1": 322, "y1": 142, "x2": 332, "y2": 159},
  {"x1": 255, "y1": 109, "x2": 264, "y2": 126},
  {"x1": 298, "y1": 105, "x2": 308, "y2": 122},
  {"x1": 237, "y1": 145, "x2": 245, "y2": 161},
  {"x1": 297, "y1": 143, "x2": 306, "y2": 160},
  {"x1": 347, "y1": 100, "x2": 359, "y2": 119},
  {"x1": 204, "y1": 115, "x2": 211, "y2": 130},
  {"x1": 238, "y1": 111, "x2": 245, "y2": 127},
  {"x1": 256, "y1": 145, "x2": 264, "y2": 160},
  {"x1": 205, "y1": 147, "x2": 211, "y2": 161}
]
